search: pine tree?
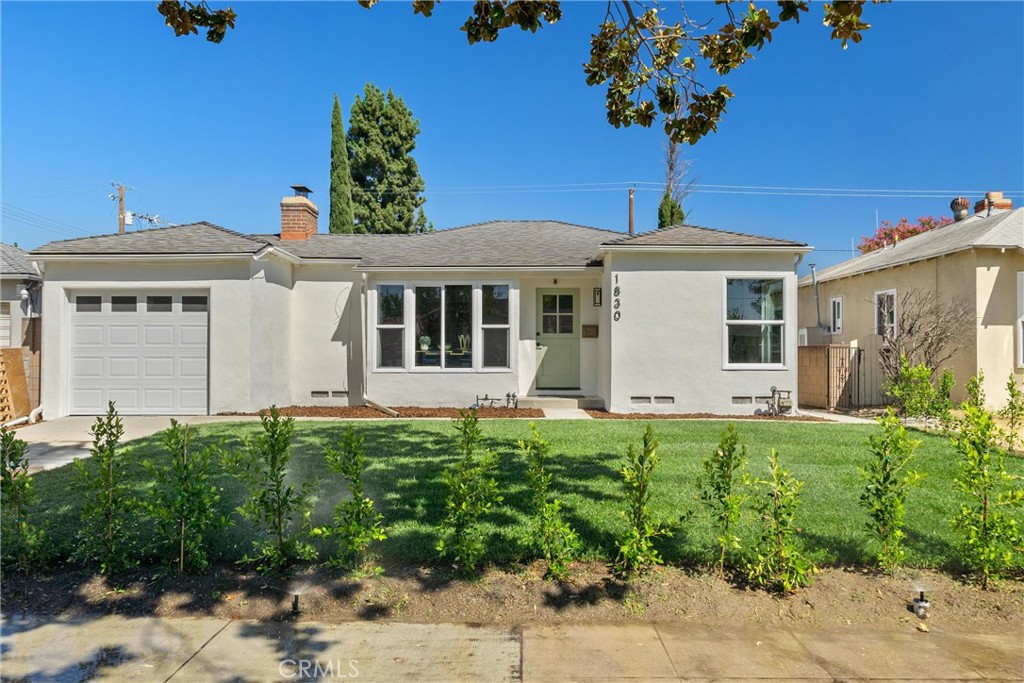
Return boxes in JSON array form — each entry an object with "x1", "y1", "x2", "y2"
[
  {"x1": 329, "y1": 94, "x2": 355, "y2": 234},
  {"x1": 658, "y1": 190, "x2": 685, "y2": 228},
  {"x1": 348, "y1": 83, "x2": 428, "y2": 234}
]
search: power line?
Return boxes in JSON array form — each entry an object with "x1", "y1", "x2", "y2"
[{"x1": 1, "y1": 202, "x2": 92, "y2": 238}]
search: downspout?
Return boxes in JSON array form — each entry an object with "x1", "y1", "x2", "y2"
[
  {"x1": 809, "y1": 263, "x2": 822, "y2": 329},
  {"x1": 359, "y1": 272, "x2": 399, "y2": 417}
]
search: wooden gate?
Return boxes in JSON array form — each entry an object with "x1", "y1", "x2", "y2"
[{"x1": 798, "y1": 344, "x2": 862, "y2": 410}]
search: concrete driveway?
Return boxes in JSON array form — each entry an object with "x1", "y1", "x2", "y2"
[{"x1": 16, "y1": 415, "x2": 260, "y2": 472}]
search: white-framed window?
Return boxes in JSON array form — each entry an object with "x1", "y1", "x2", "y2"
[
  {"x1": 875, "y1": 289, "x2": 897, "y2": 339},
  {"x1": 724, "y1": 278, "x2": 785, "y2": 367},
  {"x1": 829, "y1": 296, "x2": 843, "y2": 334},
  {"x1": 373, "y1": 282, "x2": 512, "y2": 372},
  {"x1": 376, "y1": 284, "x2": 405, "y2": 368},
  {"x1": 1015, "y1": 271, "x2": 1023, "y2": 368}
]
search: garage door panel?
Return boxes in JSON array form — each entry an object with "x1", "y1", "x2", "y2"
[
  {"x1": 73, "y1": 325, "x2": 104, "y2": 346},
  {"x1": 144, "y1": 357, "x2": 175, "y2": 378},
  {"x1": 178, "y1": 325, "x2": 208, "y2": 346},
  {"x1": 72, "y1": 357, "x2": 104, "y2": 379},
  {"x1": 108, "y1": 357, "x2": 140, "y2": 378},
  {"x1": 108, "y1": 325, "x2": 140, "y2": 345},
  {"x1": 69, "y1": 292, "x2": 209, "y2": 415}
]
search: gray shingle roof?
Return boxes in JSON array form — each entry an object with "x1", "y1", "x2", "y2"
[
  {"x1": 602, "y1": 223, "x2": 808, "y2": 248},
  {"x1": 258, "y1": 220, "x2": 618, "y2": 268},
  {"x1": 1, "y1": 243, "x2": 39, "y2": 279},
  {"x1": 801, "y1": 208, "x2": 1023, "y2": 285},
  {"x1": 31, "y1": 222, "x2": 270, "y2": 256}
]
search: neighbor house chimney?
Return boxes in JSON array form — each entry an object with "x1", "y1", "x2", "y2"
[
  {"x1": 951, "y1": 196, "x2": 970, "y2": 222},
  {"x1": 280, "y1": 185, "x2": 318, "y2": 240},
  {"x1": 973, "y1": 190, "x2": 1013, "y2": 215}
]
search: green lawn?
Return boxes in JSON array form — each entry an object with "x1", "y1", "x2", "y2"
[{"x1": 28, "y1": 419, "x2": 1024, "y2": 570}]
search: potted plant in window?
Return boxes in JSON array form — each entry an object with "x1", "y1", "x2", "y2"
[{"x1": 418, "y1": 335, "x2": 431, "y2": 352}]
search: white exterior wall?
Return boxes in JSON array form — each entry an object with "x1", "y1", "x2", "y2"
[
  {"x1": 606, "y1": 251, "x2": 801, "y2": 414},
  {"x1": 288, "y1": 263, "x2": 363, "y2": 406},
  {"x1": 38, "y1": 257, "x2": 292, "y2": 417}
]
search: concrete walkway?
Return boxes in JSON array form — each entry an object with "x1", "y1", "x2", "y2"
[{"x1": 1, "y1": 614, "x2": 1020, "y2": 682}]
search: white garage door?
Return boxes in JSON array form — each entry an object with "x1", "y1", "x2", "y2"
[{"x1": 69, "y1": 292, "x2": 208, "y2": 415}]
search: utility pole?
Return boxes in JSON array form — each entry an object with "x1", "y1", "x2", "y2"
[
  {"x1": 117, "y1": 184, "x2": 125, "y2": 234},
  {"x1": 628, "y1": 186, "x2": 635, "y2": 236}
]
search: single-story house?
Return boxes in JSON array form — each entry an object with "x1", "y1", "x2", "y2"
[
  {"x1": 797, "y1": 193, "x2": 1023, "y2": 408},
  {"x1": 1, "y1": 242, "x2": 41, "y2": 348},
  {"x1": 31, "y1": 189, "x2": 810, "y2": 417}
]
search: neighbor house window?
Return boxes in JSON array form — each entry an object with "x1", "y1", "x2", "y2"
[
  {"x1": 725, "y1": 278, "x2": 784, "y2": 366},
  {"x1": 1016, "y1": 272, "x2": 1023, "y2": 368},
  {"x1": 830, "y1": 297, "x2": 843, "y2": 334},
  {"x1": 875, "y1": 290, "x2": 896, "y2": 339},
  {"x1": 376, "y1": 283, "x2": 511, "y2": 371},
  {"x1": 376, "y1": 284, "x2": 404, "y2": 368},
  {"x1": 482, "y1": 285, "x2": 510, "y2": 368}
]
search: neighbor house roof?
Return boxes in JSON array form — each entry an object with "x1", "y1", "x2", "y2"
[
  {"x1": 602, "y1": 224, "x2": 808, "y2": 249},
  {"x1": 800, "y1": 208, "x2": 1024, "y2": 285},
  {"x1": 1, "y1": 243, "x2": 39, "y2": 279},
  {"x1": 32, "y1": 218, "x2": 808, "y2": 268},
  {"x1": 31, "y1": 222, "x2": 270, "y2": 256},
  {"x1": 257, "y1": 220, "x2": 616, "y2": 268}
]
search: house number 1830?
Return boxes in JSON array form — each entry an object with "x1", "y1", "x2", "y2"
[{"x1": 613, "y1": 275, "x2": 622, "y2": 321}]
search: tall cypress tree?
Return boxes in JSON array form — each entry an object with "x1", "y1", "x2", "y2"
[
  {"x1": 348, "y1": 83, "x2": 427, "y2": 234},
  {"x1": 329, "y1": 94, "x2": 355, "y2": 234},
  {"x1": 658, "y1": 190, "x2": 685, "y2": 228},
  {"x1": 657, "y1": 132, "x2": 689, "y2": 228}
]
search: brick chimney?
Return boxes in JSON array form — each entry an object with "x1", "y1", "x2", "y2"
[
  {"x1": 973, "y1": 190, "x2": 1013, "y2": 215},
  {"x1": 280, "y1": 185, "x2": 318, "y2": 240}
]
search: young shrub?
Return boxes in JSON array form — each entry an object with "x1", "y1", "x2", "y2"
[
  {"x1": 1, "y1": 427, "x2": 45, "y2": 572},
  {"x1": 312, "y1": 426, "x2": 387, "y2": 572},
  {"x1": 950, "y1": 404, "x2": 1024, "y2": 589},
  {"x1": 860, "y1": 409, "x2": 923, "y2": 572},
  {"x1": 747, "y1": 449, "x2": 816, "y2": 593},
  {"x1": 935, "y1": 368, "x2": 957, "y2": 424},
  {"x1": 885, "y1": 356, "x2": 938, "y2": 419},
  {"x1": 144, "y1": 420, "x2": 229, "y2": 573},
  {"x1": 698, "y1": 423, "x2": 749, "y2": 577},
  {"x1": 518, "y1": 422, "x2": 579, "y2": 581},
  {"x1": 223, "y1": 406, "x2": 319, "y2": 572},
  {"x1": 74, "y1": 402, "x2": 138, "y2": 573},
  {"x1": 436, "y1": 409, "x2": 503, "y2": 572},
  {"x1": 997, "y1": 374, "x2": 1024, "y2": 452},
  {"x1": 965, "y1": 371, "x2": 986, "y2": 410},
  {"x1": 614, "y1": 425, "x2": 672, "y2": 576}
]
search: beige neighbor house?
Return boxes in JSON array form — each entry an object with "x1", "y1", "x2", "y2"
[
  {"x1": 30, "y1": 188, "x2": 810, "y2": 417},
  {"x1": 797, "y1": 193, "x2": 1023, "y2": 409}
]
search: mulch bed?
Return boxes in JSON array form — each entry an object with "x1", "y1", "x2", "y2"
[
  {"x1": 219, "y1": 406, "x2": 543, "y2": 419},
  {"x1": 585, "y1": 409, "x2": 827, "y2": 422}
]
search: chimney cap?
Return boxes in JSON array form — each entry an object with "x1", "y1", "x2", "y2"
[{"x1": 290, "y1": 185, "x2": 313, "y2": 198}]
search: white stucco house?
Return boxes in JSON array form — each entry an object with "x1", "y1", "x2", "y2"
[{"x1": 30, "y1": 190, "x2": 810, "y2": 417}]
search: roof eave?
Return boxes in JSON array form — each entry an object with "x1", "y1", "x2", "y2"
[
  {"x1": 600, "y1": 244, "x2": 811, "y2": 254},
  {"x1": 354, "y1": 264, "x2": 601, "y2": 273},
  {"x1": 30, "y1": 252, "x2": 260, "y2": 262}
]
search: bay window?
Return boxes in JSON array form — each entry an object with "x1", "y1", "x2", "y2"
[
  {"x1": 377, "y1": 282, "x2": 511, "y2": 371},
  {"x1": 725, "y1": 278, "x2": 784, "y2": 366}
]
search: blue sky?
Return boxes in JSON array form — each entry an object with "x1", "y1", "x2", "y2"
[{"x1": 2, "y1": 1, "x2": 1022, "y2": 271}]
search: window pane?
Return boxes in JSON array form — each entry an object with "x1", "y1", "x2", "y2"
[
  {"x1": 558, "y1": 314, "x2": 573, "y2": 334},
  {"x1": 728, "y1": 324, "x2": 782, "y2": 364},
  {"x1": 182, "y1": 296, "x2": 208, "y2": 312},
  {"x1": 111, "y1": 296, "x2": 137, "y2": 312},
  {"x1": 483, "y1": 285, "x2": 509, "y2": 325},
  {"x1": 147, "y1": 296, "x2": 172, "y2": 312},
  {"x1": 76, "y1": 296, "x2": 101, "y2": 313},
  {"x1": 378, "y1": 328, "x2": 404, "y2": 368},
  {"x1": 483, "y1": 328, "x2": 509, "y2": 368},
  {"x1": 558, "y1": 294, "x2": 573, "y2": 313},
  {"x1": 542, "y1": 295, "x2": 557, "y2": 313},
  {"x1": 378, "y1": 285, "x2": 404, "y2": 324},
  {"x1": 445, "y1": 285, "x2": 472, "y2": 368},
  {"x1": 542, "y1": 314, "x2": 557, "y2": 333},
  {"x1": 415, "y1": 287, "x2": 441, "y2": 367},
  {"x1": 726, "y1": 279, "x2": 783, "y2": 321}
]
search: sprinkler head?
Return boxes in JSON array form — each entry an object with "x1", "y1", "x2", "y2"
[
  {"x1": 912, "y1": 591, "x2": 930, "y2": 619},
  {"x1": 291, "y1": 594, "x2": 300, "y2": 615}
]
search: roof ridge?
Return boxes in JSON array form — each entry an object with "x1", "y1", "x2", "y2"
[
  {"x1": 603, "y1": 222, "x2": 805, "y2": 246},
  {"x1": 434, "y1": 219, "x2": 622, "y2": 235}
]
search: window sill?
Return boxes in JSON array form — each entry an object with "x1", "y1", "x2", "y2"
[{"x1": 723, "y1": 364, "x2": 789, "y2": 371}]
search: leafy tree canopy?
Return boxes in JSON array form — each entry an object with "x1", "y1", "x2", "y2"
[
  {"x1": 858, "y1": 215, "x2": 952, "y2": 254},
  {"x1": 157, "y1": 1, "x2": 887, "y2": 145}
]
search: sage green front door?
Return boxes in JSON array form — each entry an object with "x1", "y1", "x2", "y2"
[{"x1": 536, "y1": 289, "x2": 580, "y2": 389}]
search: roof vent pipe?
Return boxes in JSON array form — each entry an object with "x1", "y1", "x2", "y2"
[{"x1": 951, "y1": 197, "x2": 970, "y2": 222}]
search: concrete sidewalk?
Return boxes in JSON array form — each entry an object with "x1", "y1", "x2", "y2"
[{"x1": 1, "y1": 614, "x2": 1021, "y2": 682}]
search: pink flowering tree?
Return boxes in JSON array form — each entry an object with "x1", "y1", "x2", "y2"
[{"x1": 857, "y1": 216, "x2": 953, "y2": 254}]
